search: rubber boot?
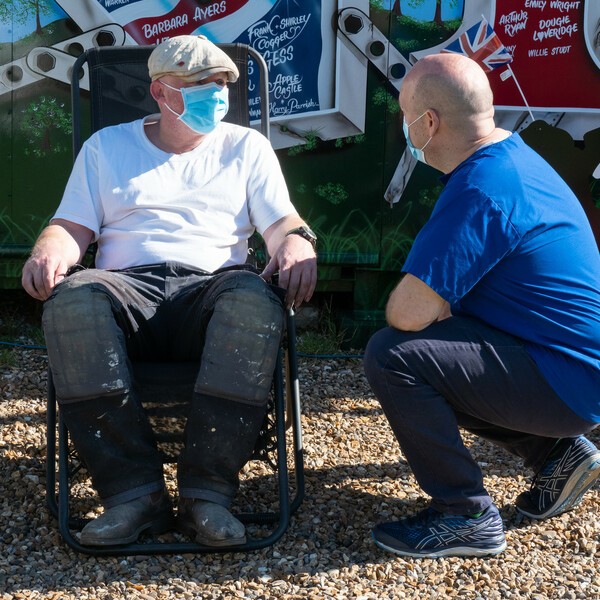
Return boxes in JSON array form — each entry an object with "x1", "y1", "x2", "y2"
[
  {"x1": 177, "y1": 498, "x2": 246, "y2": 546},
  {"x1": 59, "y1": 392, "x2": 165, "y2": 504},
  {"x1": 80, "y1": 489, "x2": 175, "y2": 546},
  {"x1": 177, "y1": 392, "x2": 269, "y2": 504}
]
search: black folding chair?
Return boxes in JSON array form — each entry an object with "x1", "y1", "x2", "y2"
[{"x1": 45, "y1": 44, "x2": 304, "y2": 555}]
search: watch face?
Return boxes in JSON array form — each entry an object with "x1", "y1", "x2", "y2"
[
  {"x1": 303, "y1": 226, "x2": 317, "y2": 240},
  {"x1": 300, "y1": 226, "x2": 317, "y2": 241}
]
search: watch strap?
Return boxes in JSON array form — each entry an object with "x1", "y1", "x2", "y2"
[{"x1": 285, "y1": 226, "x2": 317, "y2": 250}]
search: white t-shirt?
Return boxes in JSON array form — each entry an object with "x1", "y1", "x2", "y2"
[{"x1": 54, "y1": 117, "x2": 296, "y2": 272}]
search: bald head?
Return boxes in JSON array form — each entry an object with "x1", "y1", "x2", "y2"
[
  {"x1": 402, "y1": 53, "x2": 494, "y2": 130},
  {"x1": 399, "y1": 53, "x2": 506, "y2": 172}
]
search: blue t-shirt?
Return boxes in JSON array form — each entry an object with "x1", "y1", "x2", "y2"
[{"x1": 403, "y1": 133, "x2": 600, "y2": 422}]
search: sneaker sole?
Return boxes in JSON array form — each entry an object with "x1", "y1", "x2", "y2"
[
  {"x1": 516, "y1": 455, "x2": 600, "y2": 520},
  {"x1": 373, "y1": 535, "x2": 507, "y2": 558}
]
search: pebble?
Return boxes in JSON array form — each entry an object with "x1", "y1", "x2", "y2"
[{"x1": 0, "y1": 310, "x2": 599, "y2": 599}]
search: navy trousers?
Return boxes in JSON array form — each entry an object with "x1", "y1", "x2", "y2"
[{"x1": 363, "y1": 316, "x2": 597, "y2": 515}]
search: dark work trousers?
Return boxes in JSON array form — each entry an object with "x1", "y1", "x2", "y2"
[
  {"x1": 363, "y1": 316, "x2": 597, "y2": 516},
  {"x1": 42, "y1": 262, "x2": 285, "y2": 508}
]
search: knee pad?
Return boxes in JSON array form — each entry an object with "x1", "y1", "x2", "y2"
[
  {"x1": 43, "y1": 277, "x2": 131, "y2": 402},
  {"x1": 195, "y1": 273, "x2": 284, "y2": 405}
]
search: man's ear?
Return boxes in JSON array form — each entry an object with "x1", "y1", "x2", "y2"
[
  {"x1": 426, "y1": 108, "x2": 440, "y2": 136},
  {"x1": 149, "y1": 79, "x2": 163, "y2": 102}
]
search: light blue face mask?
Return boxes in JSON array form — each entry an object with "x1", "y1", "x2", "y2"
[
  {"x1": 402, "y1": 111, "x2": 432, "y2": 164},
  {"x1": 162, "y1": 80, "x2": 229, "y2": 134}
]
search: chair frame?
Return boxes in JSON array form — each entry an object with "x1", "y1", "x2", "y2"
[{"x1": 45, "y1": 44, "x2": 305, "y2": 555}]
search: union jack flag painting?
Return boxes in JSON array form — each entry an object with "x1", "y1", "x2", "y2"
[{"x1": 441, "y1": 17, "x2": 513, "y2": 72}]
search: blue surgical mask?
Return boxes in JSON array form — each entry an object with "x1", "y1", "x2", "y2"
[
  {"x1": 162, "y1": 80, "x2": 229, "y2": 134},
  {"x1": 402, "y1": 111, "x2": 432, "y2": 164}
]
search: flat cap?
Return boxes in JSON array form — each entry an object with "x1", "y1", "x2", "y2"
[{"x1": 148, "y1": 35, "x2": 239, "y2": 83}]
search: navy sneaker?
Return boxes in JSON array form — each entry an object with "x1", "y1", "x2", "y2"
[
  {"x1": 515, "y1": 436, "x2": 600, "y2": 520},
  {"x1": 372, "y1": 504, "x2": 507, "y2": 558}
]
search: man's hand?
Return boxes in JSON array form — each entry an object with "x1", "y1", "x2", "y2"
[
  {"x1": 22, "y1": 252, "x2": 71, "y2": 301},
  {"x1": 261, "y1": 230, "x2": 317, "y2": 309},
  {"x1": 21, "y1": 220, "x2": 93, "y2": 301}
]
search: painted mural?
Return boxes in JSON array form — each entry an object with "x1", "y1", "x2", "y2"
[{"x1": 1, "y1": 0, "x2": 599, "y2": 344}]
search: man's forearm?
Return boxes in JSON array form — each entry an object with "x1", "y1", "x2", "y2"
[{"x1": 30, "y1": 224, "x2": 87, "y2": 266}]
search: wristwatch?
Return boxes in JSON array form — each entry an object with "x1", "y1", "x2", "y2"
[{"x1": 285, "y1": 225, "x2": 317, "y2": 251}]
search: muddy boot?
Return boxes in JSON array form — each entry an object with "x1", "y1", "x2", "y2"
[
  {"x1": 178, "y1": 392, "x2": 269, "y2": 503},
  {"x1": 177, "y1": 498, "x2": 246, "y2": 547},
  {"x1": 80, "y1": 489, "x2": 175, "y2": 546},
  {"x1": 59, "y1": 392, "x2": 165, "y2": 502}
]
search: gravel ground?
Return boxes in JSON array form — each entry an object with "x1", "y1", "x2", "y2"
[{"x1": 0, "y1": 297, "x2": 599, "y2": 599}]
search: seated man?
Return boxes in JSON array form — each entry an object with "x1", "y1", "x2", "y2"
[
  {"x1": 22, "y1": 35, "x2": 317, "y2": 547},
  {"x1": 364, "y1": 53, "x2": 600, "y2": 558}
]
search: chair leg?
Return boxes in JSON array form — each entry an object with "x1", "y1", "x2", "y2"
[
  {"x1": 45, "y1": 372, "x2": 58, "y2": 520},
  {"x1": 285, "y1": 308, "x2": 305, "y2": 513}
]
